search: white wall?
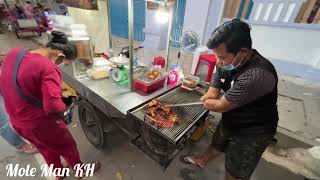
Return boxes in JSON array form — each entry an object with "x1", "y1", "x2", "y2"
[
  {"x1": 67, "y1": 0, "x2": 110, "y2": 52},
  {"x1": 203, "y1": 0, "x2": 225, "y2": 44},
  {"x1": 200, "y1": 0, "x2": 320, "y2": 71},
  {"x1": 251, "y1": 24, "x2": 320, "y2": 69},
  {"x1": 315, "y1": 57, "x2": 320, "y2": 68},
  {"x1": 182, "y1": 0, "x2": 211, "y2": 44}
]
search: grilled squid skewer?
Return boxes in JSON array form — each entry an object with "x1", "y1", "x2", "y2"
[{"x1": 147, "y1": 99, "x2": 179, "y2": 128}]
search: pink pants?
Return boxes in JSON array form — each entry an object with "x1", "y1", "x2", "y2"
[{"x1": 13, "y1": 119, "x2": 82, "y2": 170}]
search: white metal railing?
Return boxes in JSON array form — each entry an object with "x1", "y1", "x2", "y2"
[
  {"x1": 249, "y1": 0, "x2": 305, "y2": 23},
  {"x1": 221, "y1": 0, "x2": 320, "y2": 71},
  {"x1": 223, "y1": 0, "x2": 320, "y2": 30}
]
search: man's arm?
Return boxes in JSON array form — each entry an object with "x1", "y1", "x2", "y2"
[
  {"x1": 203, "y1": 68, "x2": 276, "y2": 113},
  {"x1": 200, "y1": 87, "x2": 221, "y2": 101},
  {"x1": 203, "y1": 96, "x2": 233, "y2": 113}
]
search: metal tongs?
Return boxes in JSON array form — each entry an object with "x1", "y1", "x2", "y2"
[{"x1": 164, "y1": 102, "x2": 204, "y2": 107}]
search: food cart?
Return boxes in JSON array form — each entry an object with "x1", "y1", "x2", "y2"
[{"x1": 60, "y1": 0, "x2": 209, "y2": 168}]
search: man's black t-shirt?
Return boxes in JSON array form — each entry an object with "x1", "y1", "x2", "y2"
[{"x1": 211, "y1": 49, "x2": 279, "y2": 135}]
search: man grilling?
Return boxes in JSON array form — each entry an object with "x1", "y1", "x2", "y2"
[{"x1": 183, "y1": 19, "x2": 279, "y2": 180}]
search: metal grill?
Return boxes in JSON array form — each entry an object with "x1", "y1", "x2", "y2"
[{"x1": 129, "y1": 86, "x2": 208, "y2": 143}]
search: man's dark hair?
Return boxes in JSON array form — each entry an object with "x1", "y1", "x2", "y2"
[
  {"x1": 207, "y1": 19, "x2": 252, "y2": 55},
  {"x1": 46, "y1": 31, "x2": 78, "y2": 60}
]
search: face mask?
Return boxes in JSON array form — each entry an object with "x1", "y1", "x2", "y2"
[
  {"x1": 58, "y1": 63, "x2": 65, "y2": 67},
  {"x1": 220, "y1": 52, "x2": 244, "y2": 71}
]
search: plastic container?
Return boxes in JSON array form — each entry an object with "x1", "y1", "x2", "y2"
[
  {"x1": 182, "y1": 75, "x2": 199, "y2": 90},
  {"x1": 134, "y1": 72, "x2": 167, "y2": 93},
  {"x1": 167, "y1": 70, "x2": 179, "y2": 85}
]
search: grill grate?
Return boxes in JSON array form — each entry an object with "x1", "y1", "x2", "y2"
[{"x1": 130, "y1": 86, "x2": 208, "y2": 143}]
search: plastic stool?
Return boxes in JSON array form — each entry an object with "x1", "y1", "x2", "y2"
[{"x1": 194, "y1": 54, "x2": 217, "y2": 82}]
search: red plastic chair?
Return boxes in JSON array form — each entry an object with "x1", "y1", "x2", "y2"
[{"x1": 194, "y1": 54, "x2": 217, "y2": 82}]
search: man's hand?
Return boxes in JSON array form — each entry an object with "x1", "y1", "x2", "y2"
[
  {"x1": 200, "y1": 93, "x2": 216, "y2": 102},
  {"x1": 203, "y1": 96, "x2": 233, "y2": 113},
  {"x1": 200, "y1": 87, "x2": 221, "y2": 102}
]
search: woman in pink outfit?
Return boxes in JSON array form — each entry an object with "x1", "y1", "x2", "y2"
[{"x1": 0, "y1": 31, "x2": 100, "y2": 180}]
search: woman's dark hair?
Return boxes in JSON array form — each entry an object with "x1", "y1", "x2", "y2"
[
  {"x1": 46, "y1": 31, "x2": 77, "y2": 60},
  {"x1": 207, "y1": 19, "x2": 252, "y2": 55}
]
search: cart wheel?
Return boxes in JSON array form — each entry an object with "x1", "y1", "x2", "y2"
[{"x1": 78, "y1": 100, "x2": 105, "y2": 148}]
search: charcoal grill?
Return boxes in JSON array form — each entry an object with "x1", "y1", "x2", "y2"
[
  {"x1": 128, "y1": 85, "x2": 208, "y2": 167},
  {"x1": 128, "y1": 85, "x2": 207, "y2": 143}
]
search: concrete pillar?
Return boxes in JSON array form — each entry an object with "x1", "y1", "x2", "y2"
[
  {"x1": 182, "y1": 0, "x2": 211, "y2": 44},
  {"x1": 182, "y1": 0, "x2": 226, "y2": 45},
  {"x1": 203, "y1": 0, "x2": 226, "y2": 44}
]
